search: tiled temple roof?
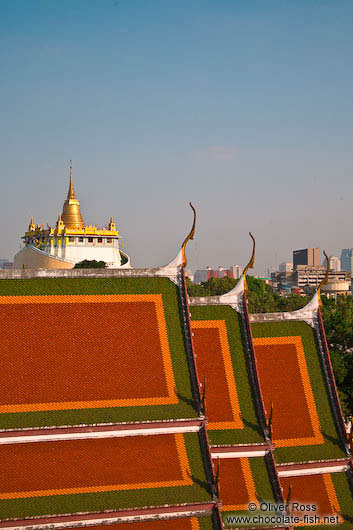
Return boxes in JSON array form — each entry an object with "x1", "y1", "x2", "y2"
[
  {"x1": 2, "y1": 229, "x2": 352, "y2": 529},
  {"x1": 189, "y1": 245, "x2": 352, "y2": 529},
  {"x1": 0, "y1": 261, "x2": 221, "y2": 528}
]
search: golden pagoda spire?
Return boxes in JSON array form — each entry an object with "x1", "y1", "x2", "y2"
[
  {"x1": 67, "y1": 160, "x2": 76, "y2": 200},
  {"x1": 61, "y1": 161, "x2": 85, "y2": 229}
]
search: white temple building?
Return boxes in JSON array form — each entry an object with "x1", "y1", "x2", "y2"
[{"x1": 14, "y1": 164, "x2": 131, "y2": 270}]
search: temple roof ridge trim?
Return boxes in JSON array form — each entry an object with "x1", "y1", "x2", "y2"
[
  {"x1": 249, "y1": 290, "x2": 319, "y2": 326},
  {"x1": 159, "y1": 203, "x2": 196, "y2": 275}
]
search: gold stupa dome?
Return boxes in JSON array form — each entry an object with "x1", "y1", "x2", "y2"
[{"x1": 61, "y1": 162, "x2": 85, "y2": 229}]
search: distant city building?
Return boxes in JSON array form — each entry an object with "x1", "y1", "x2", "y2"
[
  {"x1": 193, "y1": 265, "x2": 242, "y2": 284},
  {"x1": 231, "y1": 265, "x2": 243, "y2": 279},
  {"x1": 279, "y1": 261, "x2": 293, "y2": 273},
  {"x1": 271, "y1": 264, "x2": 350, "y2": 295},
  {"x1": 328, "y1": 256, "x2": 341, "y2": 272},
  {"x1": 294, "y1": 266, "x2": 350, "y2": 290},
  {"x1": 293, "y1": 248, "x2": 320, "y2": 269},
  {"x1": 340, "y1": 249, "x2": 353, "y2": 275},
  {"x1": 322, "y1": 279, "x2": 351, "y2": 298},
  {"x1": 0, "y1": 259, "x2": 13, "y2": 269}
]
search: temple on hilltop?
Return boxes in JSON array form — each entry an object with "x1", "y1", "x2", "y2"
[
  {"x1": 1, "y1": 206, "x2": 352, "y2": 530},
  {"x1": 13, "y1": 163, "x2": 131, "y2": 269}
]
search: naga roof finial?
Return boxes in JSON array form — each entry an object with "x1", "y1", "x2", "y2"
[
  {"x1": 242, "y1": 232, "x2": 256, "y2": 291},
  {"x1": 181, "y1": 202, "x2": 196, "y2": 267},
  {"x1": 317, "y1": 250, "x2": 329, "y2": 301}
]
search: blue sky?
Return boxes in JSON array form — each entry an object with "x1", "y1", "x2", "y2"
[{"x1": 1, "y1": 0, "x2": 353, "y2": 273}]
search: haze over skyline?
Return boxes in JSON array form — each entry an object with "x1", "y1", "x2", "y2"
[{"x1": 1, "y1": 0, "x2": 353, "y2": 274}]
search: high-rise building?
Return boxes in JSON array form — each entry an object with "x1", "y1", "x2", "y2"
[
  {"x1": 340, "y1": 249, "x2": 353, "y2": 275},
  {"x1": 293, "y1": 248, "x2": 320, "y2": 269},
  {"x1": 328, "y1": 256, "x2": 341, "y2": 272},
  {"x1": 231, "y1": 264, "x2": 243, "y2": 279},
  {"x1": 279, "y1": 261, "x2": 293, "y2": 273}
]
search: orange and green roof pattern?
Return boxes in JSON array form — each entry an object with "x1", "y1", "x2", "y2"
[
  {"x1": 59, "y1": 516, "x2": 218, "y2": 530},
  {"x1": 251, "y1": 321, "x2": 346, "y2": 463},
  {"x1": 280, "y1": 471, "x2": 353, "y2": 529},
  {"x1": 0, "y1": 432, "x2": 212, "y2": 520},
  {"x1": 215, "y1": 456, "x2": 277, "y2": 528},
  {"x1": 190, "y1": 305, "x2": 264, "y2": 445},
  {"x1": 0, "y1": 277, "x2": 197, "y2": 430}
]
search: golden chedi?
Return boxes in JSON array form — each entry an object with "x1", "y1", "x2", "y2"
[{"x1": 13, "y1": 163, "x2": 130, "y2": 270}]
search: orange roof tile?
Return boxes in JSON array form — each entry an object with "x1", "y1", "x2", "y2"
[
  {"x1": 253, "y1": 336, "x2": 323, "y2": 448},
  {"x1": 0, "y1": 295, "x2": 178, "y2": 414},
  {"x1": 191, "y1": 321, "x2": 242, "y2": 430},
  {"x1": 0, "y1": 433, "x2": 192, "y2": 500}
]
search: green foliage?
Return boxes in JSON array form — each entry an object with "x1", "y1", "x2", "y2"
[
  {"x1": 187, "y1": 277, "x2": 237, "y2": 296},
  {"x1": 119, "y1": 252, "x2": 128, "y2": 265},
  {"x1": 321, "y1": 296, "x2": 353, "y2": 416},
  {"x1": 73, "y1": 259, "x2": 106, "y2": 269}
]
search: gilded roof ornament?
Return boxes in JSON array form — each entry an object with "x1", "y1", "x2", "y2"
[
  {"x1": 67, "y1": 160, "x2": 76, "y2": 200},
  {"x1": 109, "y1": 216, "x2": 116, "y2": 231},
  {"x1": 317, "y1": 250, "x2": 329, "y2": 301},
  {"x1": 61, "y1": 162, "x2": 85, "y2": 229},
  {"x1": 242, "y1": 232, "x2": 256, "y2": 291},
  {"x1": 28, "y1": 216, "x2": 35, "y2": 231},
  {"x1": 181, "y1": 202, "x2": 196, "y2": 267}
]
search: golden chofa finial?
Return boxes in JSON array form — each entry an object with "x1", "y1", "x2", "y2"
[
  {"x1": 242, "y1": 232, "x2": 256, "y2": 292},
  {"x1": 317, "y1": 250, "x2": 329, "y2": 302},
  {"x1": 181, "y1": 202, "x2": 196, "y2": 267}
]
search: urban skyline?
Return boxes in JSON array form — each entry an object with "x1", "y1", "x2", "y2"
[{"x1": 2, "y1": 1, "x2": 353, "y2": 274}]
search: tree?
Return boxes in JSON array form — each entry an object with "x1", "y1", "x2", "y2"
[{"x1": 73, "y1": 260, "x2": 106, "y2": 269}]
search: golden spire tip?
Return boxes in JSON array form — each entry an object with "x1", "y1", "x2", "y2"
[{"x1": 67, "y1": 160, "x2": 76, "y2": 200}]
